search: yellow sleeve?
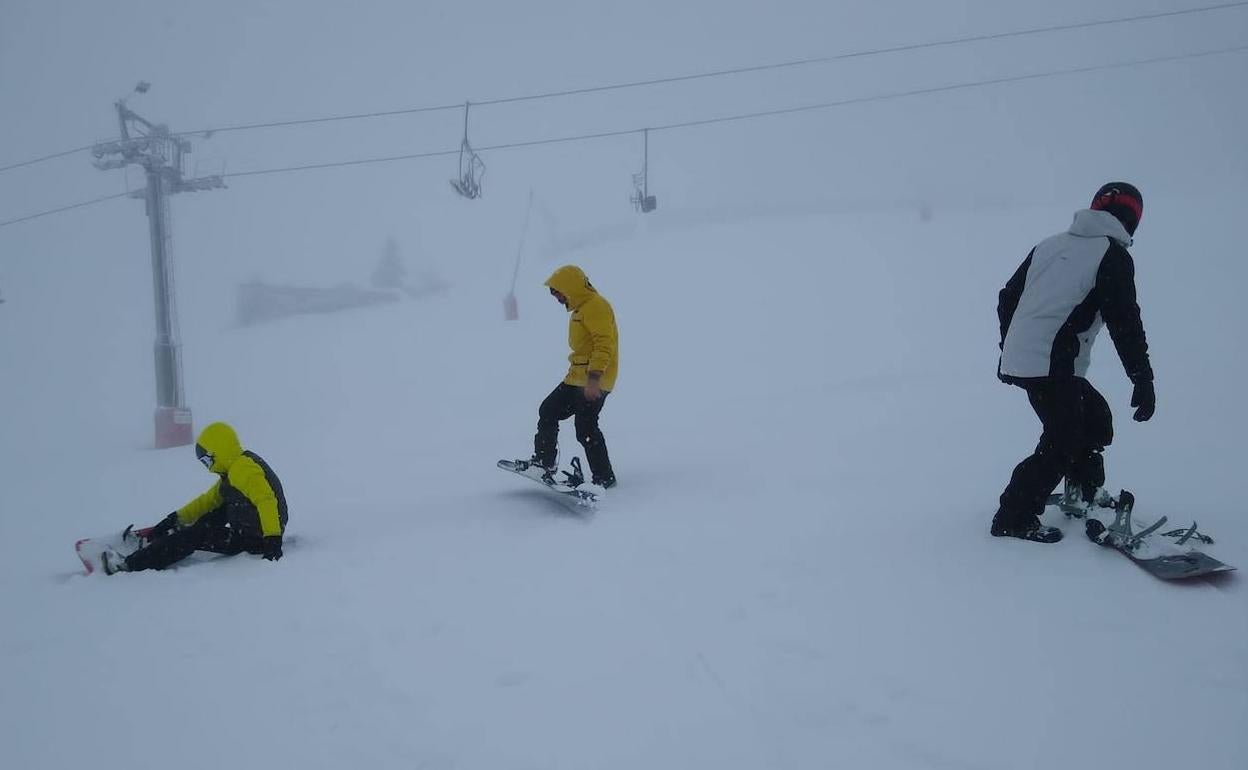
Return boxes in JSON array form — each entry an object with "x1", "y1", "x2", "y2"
[
  {"x1": 229, "y1": 457, "x2": 283, "y2": 537},
  {"x1": 582, "y1": 299, "x2": 617, "y2": 374},
  {"x1": 177, "y1": 481, "x2": 223, "y2": 526}
]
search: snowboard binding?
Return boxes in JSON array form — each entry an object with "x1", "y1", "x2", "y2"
[
  {"x1": 512, "y1": 456, "x2": 588, "y2": 488},
  {"x1": 560, "y1": 456, "x2": 587, "y2": 488},
  {"x1": 1159, "y1": 523, "x2": 1215, "y2": 547},
  {"x1": 1053, "y1": 486, "x2": 1218, "y2": 551},
  {"x1": 121, "y1": 524, "x2": 153, "y2": 549},
  {"x1": 1084, "y1": 490, "x2": 1164, "y2": 552}
]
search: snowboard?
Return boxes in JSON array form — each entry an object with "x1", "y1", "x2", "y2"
[
  {"x1": 75, "y1": 524, "x2": 152, "y2": 575},
  {"x1": 497, "y1": 457, "x2": 600, "y2": 508},
  {"x1": 1047, "y1": 488, "x2": 1234, "y2": 580}
]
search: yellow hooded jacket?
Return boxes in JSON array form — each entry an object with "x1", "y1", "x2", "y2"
[
  {"x1": 177, "y1": 422, "x2": 287, "y2": 538},
  {"x1": 545, "y1": 265, "x2": 618, "y2": 391}
]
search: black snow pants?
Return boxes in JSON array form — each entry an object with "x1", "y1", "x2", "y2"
[
  {"x1": 125, "y1": 507, "x2": 264, "y2": 572},
  {"x1": 996, "y1": 376, "x2": 1113, "y2": 526},
  {"x1": 533, "y1": 383, "x2": 615, "y2": 484}
]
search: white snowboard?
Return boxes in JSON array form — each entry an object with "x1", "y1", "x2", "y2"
[{"x1": 497, "y1": 458, "x2": 602, "y2": 508}]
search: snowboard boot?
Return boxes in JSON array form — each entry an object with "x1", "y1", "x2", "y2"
[
  {"x1": 101, "y1": 549, "x2": 131, "y2": 575},
  {"x1": 1085, "y1": 487, "x2": 1115, "y2": 510},
  {"x1": 525, "y1": 456, "x2": 558, "y2": 483},
  {"x1": 592, "y1": 475, "x2": 617, "y2": 490},
  {"x1": 990, "y1": 512, "x2": 1063, "y2": 544},
  {"x1": 1059, "y1": 478, "x2": 1116, "y2": 518},
  {"x1": 122, "y1": 524, "x2": 151, "y2": 549}
]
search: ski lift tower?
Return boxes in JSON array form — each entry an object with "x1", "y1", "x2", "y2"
[
  {"x1": 631, "y1": 129, "x2": 657, "y2": 213},
  {"x1": 91, "y1": 83, "x2": 225, "y2": 448}
]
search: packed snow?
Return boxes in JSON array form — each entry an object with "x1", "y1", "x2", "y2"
[{"x1": 3, "y1": 200, "x2": 1246, "y2": 769}]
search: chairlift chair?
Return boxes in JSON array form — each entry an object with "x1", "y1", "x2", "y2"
[
  {"x1": 450, "y1": 102, "x2": 485, "y2": 199},
  {"x1": 630, "y1": 172, "x2": 656, "y2": 213}
]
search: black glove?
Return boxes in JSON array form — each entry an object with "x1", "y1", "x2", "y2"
[
  {"x1": 261, "y1": 536, "x2": 283, "y2": 561},
  {"x1": 1131, "y1": 381, "x2": 1155, "y2": 422},
  {"x1": 147, "y1": 512, "x2": 181, "y2": 541}
]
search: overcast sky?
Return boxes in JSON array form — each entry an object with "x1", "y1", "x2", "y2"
[{"x1": 1, "y1": 0, "x2": 1244, "y2": 302}]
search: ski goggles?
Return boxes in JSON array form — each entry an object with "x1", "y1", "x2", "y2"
[
  {"x1": 1091, "y1": 187, "x2": 1143, "y2": 222},
  {"x1": 195, "y1": 443, "x2": 215, "y2": 470}
]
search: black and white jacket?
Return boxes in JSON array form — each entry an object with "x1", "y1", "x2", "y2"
[{"x1": 998, "y1": 209, "x2": 1152, "y2": 384}]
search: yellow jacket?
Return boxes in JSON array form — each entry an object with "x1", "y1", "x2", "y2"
[
  {"x1": 178, "y1": 422, "x2": 287, "y2": 538},
  {"x1": 546, "y1": 265, "x2": 619, "y2": 391}
]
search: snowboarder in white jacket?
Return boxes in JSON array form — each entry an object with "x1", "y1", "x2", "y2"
[{"x1": 993, "y1": 183, "x2": 1154, "y2": 543}]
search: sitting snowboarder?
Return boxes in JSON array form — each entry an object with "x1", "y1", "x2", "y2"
[{"x1": 103, "y1": 421, "x2": 288, "y2": 574}]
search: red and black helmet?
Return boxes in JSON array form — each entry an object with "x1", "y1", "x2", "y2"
[{"x1": 1090, "y1": 182, "x2": 1143, "y2": 235}]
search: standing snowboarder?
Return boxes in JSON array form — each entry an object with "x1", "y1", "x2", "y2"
[
  {"x1": 102, "y1": 421, "x2": 288, "y2": 573},
  {"x1": 526, "y1": 264, "x2": 619, "y2": 488},
  {"x1": 992, "y1": 183, "x2": 1155, "y2": 543}
]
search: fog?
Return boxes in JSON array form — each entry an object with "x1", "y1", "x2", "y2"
[
  {"x1": 3, "y1": 1, "x2": 1244, "y2": 295},
  {"x1": 1, "y1": 3, "x2": 1246, "y2": 768}
]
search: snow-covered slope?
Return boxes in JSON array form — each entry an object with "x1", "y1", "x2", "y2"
[{"x1": 2, "y1": 199, "x2": 1245, "y2": 770}]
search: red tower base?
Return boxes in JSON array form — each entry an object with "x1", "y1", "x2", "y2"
[{"x1": 155, "y1": 406, "x2": 194, "y2": 449}]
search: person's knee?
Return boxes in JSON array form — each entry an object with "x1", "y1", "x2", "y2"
[
  {"x1": 538, "y1": 403, "x2": 562, "y2": 424},
  {"x1": 541, "y1": 391, "x2": 574, "y2": 422},
  {"x1": 1035, "y1": 442, "x2": 1077, "y2": 473},
  {"x1": 1059, "y1": 447, "x2": 1085, "y2": 469},
  {"x1": 575, "y1": 421, "x2": 601, "y2": 445},
  {"x1": 1072, "y1": 451, "x2": 1105, "y2": 481},
  {"x1": 1088, "y1": 426, "x2": 1112, "y2": 452},
  {"x1": 1035, "y1": 434, "x2": 1067, "y2": 459}
]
